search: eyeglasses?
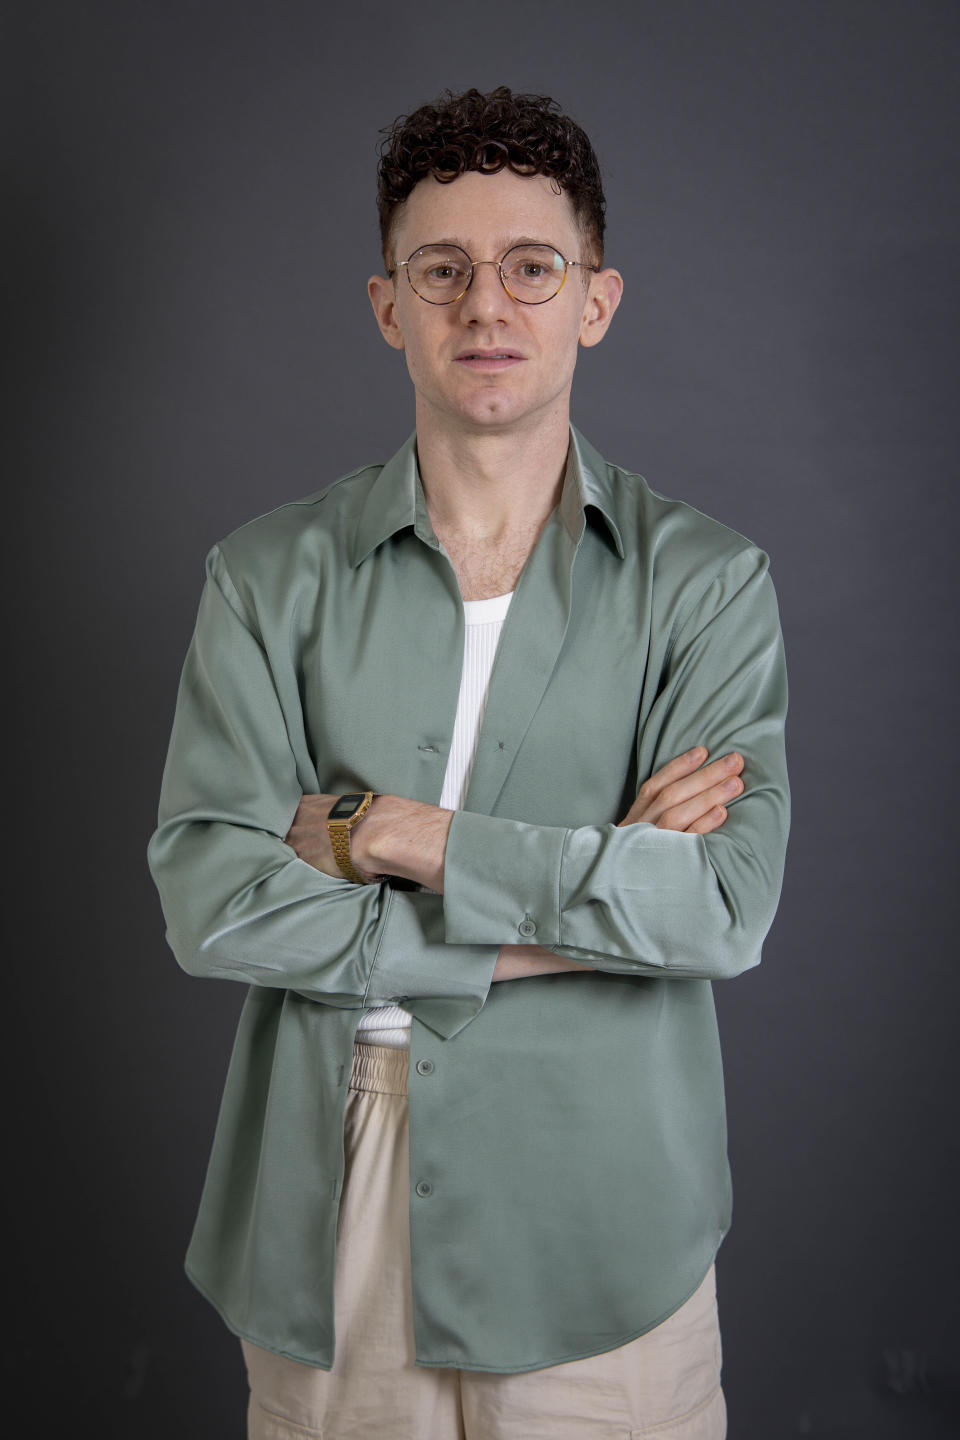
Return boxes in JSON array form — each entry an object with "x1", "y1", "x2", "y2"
[{"x1": 388, "y1": 243, "x2": 599, "y2": 305}]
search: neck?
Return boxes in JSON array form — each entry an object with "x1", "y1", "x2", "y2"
[{"x1": 414, "y1": 408, "x2": 571, "y2": 543}]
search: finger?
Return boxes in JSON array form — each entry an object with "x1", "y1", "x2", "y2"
[
  {"x1": 648, "y1": 745, "x2": 709, "y2": 790},
  {"x1": 622, "y1": 752, "x2": 743, "y2": 827},
  {"x1": 686, "y1": 805, "x2": 727, "y2": 836},
  {"x1": 656, "y1": 774, "x2": 744, "y2": 831},
  {"x1": 619, "y1": 747, "x2": 708, "y2": 824},
  {"x1": 657, "y1": 753, "x2": 743, "y2": 812}
]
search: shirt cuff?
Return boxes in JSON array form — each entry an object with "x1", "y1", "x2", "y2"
[
  {"x1": 364, "y1": 886, "x2": 500, "y2": 1040},
  {"x1": 442, "y1": 809, "x2": 567, "y2": 948}
]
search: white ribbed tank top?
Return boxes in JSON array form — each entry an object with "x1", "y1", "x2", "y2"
[{"x1": 355, "y1": 590, "x2": 514, "y2": 1048}]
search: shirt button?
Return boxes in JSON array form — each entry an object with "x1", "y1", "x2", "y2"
[
  {"x1": 518, "y1": 916, "x2": 537, "y2": 938},
  {"x1": 415, "y1": 1180, "x2": 433, "y2": 1198},
  {"x1": 416, "y1": 1059, "x2": 435, "y2": 1076}
]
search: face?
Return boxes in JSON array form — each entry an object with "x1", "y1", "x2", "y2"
[{"x1": 368, "y1": 169, "x2": 622, "y2": 439}]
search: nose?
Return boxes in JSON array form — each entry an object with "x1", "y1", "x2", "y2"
[{"x1": 458, "y1": 259, "x2": 513, "y2": 324}]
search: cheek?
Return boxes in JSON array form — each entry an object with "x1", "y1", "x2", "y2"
[
  {"x1": 400, "y1": 338, "x2": 430, "y2": 385},
  {"x1": 544, "y1": 318, "x2": 585, "y2": 375},
  {"x1": 394, "y1": 312, "x2": 440, "y2": 372},
  {"x1": 403, "y1": 351, "x2": 423, "y2": 388},
  {"x1": 401, "y1": 343, "x2": 448, "y2": 402}
]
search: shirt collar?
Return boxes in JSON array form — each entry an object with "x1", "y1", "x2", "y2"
[{"x1": 350, "y1": 426, "x2": 626, "y2": 568}]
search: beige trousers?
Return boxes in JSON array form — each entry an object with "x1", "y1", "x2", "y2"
[{"x1": 242, "y1": 1042, "x2": 726, "y2": 1440}]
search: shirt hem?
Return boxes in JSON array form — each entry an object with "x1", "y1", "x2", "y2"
[
  {"x1": 187, "y1": 1239, "x2": 724, "y2": 1374},
  {"x1": 412, "y1": 1246, "x2": 724, "y2": 1374},
  {"x1": 185, "y1": 1263, "x2": 336, "y2": 1372}
]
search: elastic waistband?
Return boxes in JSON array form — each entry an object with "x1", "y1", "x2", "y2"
[{"x1": 350, "y1": 1041, "x2": 410, "y2": 1096}]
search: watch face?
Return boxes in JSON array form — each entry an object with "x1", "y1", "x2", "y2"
[{"x1": 329, "y1": 793, "x2": 367, "y2": 820}]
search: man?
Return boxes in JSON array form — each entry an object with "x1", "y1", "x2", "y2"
[{"x1": 148, "y1": 86, "x2": 789, "y2": 1438}]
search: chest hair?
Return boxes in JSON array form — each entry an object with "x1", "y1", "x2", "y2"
[{"x1": 438, "y1": 523, "x2": 544, "y2": 601}]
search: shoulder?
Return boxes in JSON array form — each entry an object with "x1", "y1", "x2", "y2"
[
  {"x1": 609, "y1": 457, "x2": 764, "y2": 576},
  {"x1": 575, "y1": 430, "x2": 763, "y2": 575},
  {"x1": 577, "y1": 434, "x2": 777, "y2": 641},
  {"x1": 218, "y1": 461, "x2": 382, "y2": 565},
  {"x1": 201, "y1": 460, "x2": 386, "y2": 614}
]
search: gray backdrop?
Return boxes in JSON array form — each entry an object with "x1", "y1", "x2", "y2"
[{"x1": 6, "y1": 1, "x2": 958, "y2": 1435}]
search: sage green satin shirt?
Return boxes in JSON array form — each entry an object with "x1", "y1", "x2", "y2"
[{"x1": 147, "y1": 427, "x2": 790, "y2": 1374}]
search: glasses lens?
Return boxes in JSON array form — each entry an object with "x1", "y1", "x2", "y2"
[
  {"x1": 407, "y1": 246, "x2": 472, "y2": 302},
  {"x1": 501, "y1": 246, "x2": 566, "y2": 302}
]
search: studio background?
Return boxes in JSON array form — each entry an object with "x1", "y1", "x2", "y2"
[{"x1": 5, "y1": 1, "x2": 958, "y2": 1435}]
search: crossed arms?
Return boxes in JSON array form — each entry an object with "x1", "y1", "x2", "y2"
[
  {"x1": 147, "y1": 538, "x2": 789, "y2": 1035},
  {"x1": 283, "y1": 746, "x2": 746, "y2": 982}
]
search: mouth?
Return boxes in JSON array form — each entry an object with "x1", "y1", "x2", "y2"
[{"x1": 454, "y1": 350, "x2": 525, "y2": 370}]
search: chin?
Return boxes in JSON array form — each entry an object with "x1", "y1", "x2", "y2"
[
  {"x1": 459, "y1": 405, "x2": 528, "y2": 434},
  {"x1": 460, "y1": 389, "x2": 533, "y2": 423}
]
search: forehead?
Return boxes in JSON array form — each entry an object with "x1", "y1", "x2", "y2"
[{"x1": 390, "y1": 169, "x2": 582, "y2": 257}]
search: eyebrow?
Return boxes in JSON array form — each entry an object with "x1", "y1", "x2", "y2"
[{"x1": 413, "y1": 235, "x2": 563, "y2": 255}]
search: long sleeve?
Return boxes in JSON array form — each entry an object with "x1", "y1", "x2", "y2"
[
  {"x1": 442, "y1": 544, "x2": 790, "y2": 979},
  {"x1": 146, "y1": 544, "x2": 498, "y2": 1038},
  {"x1": 151, "y1": 434, "x2": 794, "y2": 1374}
]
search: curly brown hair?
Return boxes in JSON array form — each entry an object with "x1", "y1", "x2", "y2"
[{"x1": 377, "y1": 86, "x2": 606, "y2": 266}]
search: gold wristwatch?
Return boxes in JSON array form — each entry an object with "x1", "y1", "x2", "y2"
[{"x1": 326, "y1": 792, "x2": 379, "y2": 884}]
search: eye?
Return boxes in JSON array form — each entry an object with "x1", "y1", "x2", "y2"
[
  {"x1": 503, "y1": 246, "x2": 564, "y2": 289},
  {"x1": 410, "y1": 249, "x2": 471, "y2": 288}
]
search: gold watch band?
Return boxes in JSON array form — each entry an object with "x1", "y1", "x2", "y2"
[{"x1": 327, "y1": 791, "x2": 378, "y2": 884}]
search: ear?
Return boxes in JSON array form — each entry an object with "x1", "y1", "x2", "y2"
[
  {"x1": 367, "y1": 273, "x2": 405, "y2": 351},
  {"x1": 579, "y1": 268, "x2": 624, "y2": 349}
]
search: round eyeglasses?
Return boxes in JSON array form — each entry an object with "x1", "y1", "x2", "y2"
[{"x1": 389, "y1": 243, "x2": 599, "y2": 305}]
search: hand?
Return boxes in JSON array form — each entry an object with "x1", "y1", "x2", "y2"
[
  {"x1": 283, "y1": 793, "x2": 380, "y2": 882},
  {"x1": 618, "y1": 746, "x2": 743, "y2": 835}
]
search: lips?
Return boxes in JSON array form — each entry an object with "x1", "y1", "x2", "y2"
[
  {"x1": 455, "y1": 349, "x2": 525, "y2": 360},
  {"x1": 453, "y1": 349, "x2": 526, "y2": 370}
]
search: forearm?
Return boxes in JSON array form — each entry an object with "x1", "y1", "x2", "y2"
[
  {"x1": 355, "y1": 794, "x2": 454, "y2": 892},
  {"x1": 441, "y1": 804, "x2": 787, "y2": 982},
  {"x1": 349, "y1": 788, "x2": 774, "y2": 985},
  {"x1": 491, "y1": 944, "x2": 593, "y2": 981},
  {"x1": 351, "y1": 799, "x2": 592, "y2": 981},
  {"x1": 440, "y1": 557, "x2": 789, "y2": 982}
]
